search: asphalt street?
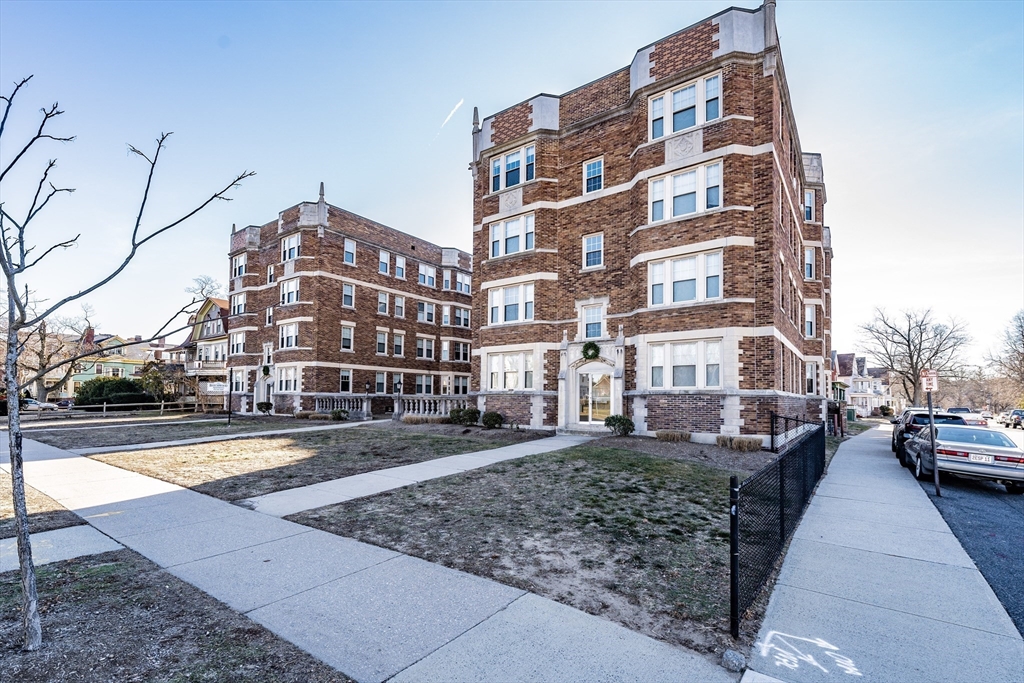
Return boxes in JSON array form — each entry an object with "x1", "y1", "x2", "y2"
[{"x1": 915, "y1": 424, "x2": 1024, "y2": 638}]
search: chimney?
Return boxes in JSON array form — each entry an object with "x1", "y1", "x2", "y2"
[
  {"x1": 135, "y1": 335, "x2": 142, "y2": 343},
  {"x1": 84, "y1": 327, "x2": 95, "y2": 349}
]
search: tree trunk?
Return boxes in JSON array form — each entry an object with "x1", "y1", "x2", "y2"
[
  {"x1": 33, "y1": 377, "x2": 47, "y2": 402},
  {"x1": 7, "y1": 297, "x2": 42, "y2": 650}
]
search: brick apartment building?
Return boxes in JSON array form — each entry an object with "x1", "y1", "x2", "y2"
[
  {"x1": 225, "y1": 185, "x2": 473, "y2": 415},
  {"x1": 469, "y1": 0, "x2": 833, "y2": 442}
]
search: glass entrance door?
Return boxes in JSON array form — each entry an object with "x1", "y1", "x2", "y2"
[{"x1": 578, "y1": 373, "x2": 612, "y2": 423}]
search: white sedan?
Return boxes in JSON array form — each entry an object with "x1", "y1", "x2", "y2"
[{"x1": 22, "y1": 398, "x2": 58, "y2": 411}]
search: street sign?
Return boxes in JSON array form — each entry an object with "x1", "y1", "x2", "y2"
[{"x1": 921, "y1": 369, "x2": 939, "y2": 393}]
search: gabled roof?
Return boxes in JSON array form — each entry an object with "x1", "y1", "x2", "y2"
[
  {"x1": 836, "y1": 353, "x2": 855, "y2": 377},
  {"x1": 189, "y1": 297, "x2": 230, "y2": 343}
]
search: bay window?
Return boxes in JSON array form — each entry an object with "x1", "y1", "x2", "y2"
[
  {"x1": 804, "y1": 190, "x2": 815, "y2": 221},
  {"x1": 650, "y1": 160, "x2": 726, "y2": 221},
  {"x1": 231, "y1": 369, "x2": 246, "y2": 392},
  {"x1": 487, "y1": 351, "x2": 535, "y2": 391},
  {"x1": 456, "y1": 272, "x2": 471, "y2": 294},
  {"x1": 416, "y1": 337, "x2": 434, "y2": 359},
  {"x1": 230, "y1": 293, "x2": 246, "y2": 315},
  {"x1": 806, "y1": 362, "x2": 818, "y2": 395},
  {"x1": 489, "y1": 283, "x2": 534, "y2": 324}
]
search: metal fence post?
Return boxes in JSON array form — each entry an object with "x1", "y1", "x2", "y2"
[
  {"x1": 730, "y1": 475, "x2": 740, "y2": 638},
  {"x1": 778, "y1": 453, "x2": 787, "y2": 542},
  {"x1": 770, "y1": 412, "x2": 777, "y2": 453},
  {"x1": 102, "y1": 402, "x2": 107, "y2": 414}
]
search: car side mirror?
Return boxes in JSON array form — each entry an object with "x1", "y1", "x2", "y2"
[{"x1": 889, "y1": 418, "x2": 898, "y2": 424}]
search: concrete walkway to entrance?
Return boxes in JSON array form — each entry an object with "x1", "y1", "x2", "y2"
[
  {"x1": 239, "y1": 434, "x2": 593, "y2": 517},
  {"x1": 744, "y1": 424, "x2": 1023, "y2": 683},
  {"x1": 2, "y1": 437, "x2": 733, "y2": 683}
]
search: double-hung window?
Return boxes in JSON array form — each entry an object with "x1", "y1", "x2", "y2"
[
  {"x1": 649, "y1": 251, "x2": 723, "y2": 306},
  {"x1": 649, "y1": 161, "x2": 723, "y2": 222},
  {"x1": 456, "y1": 272, "x2": 471, "y2": 294},
  {"x1": 418, "y1": 264, "x2": 436, "y2": 287},
  {"x1": 650, "y1": 340, "x2": 721, "y2": 389},
  {"x1": 649, "y1": 73, "x2": 722, "y2": 140},
  {"x1": 442, "y1": 305, "x2": 451, "y2": 326},
  {"x1": 379, "y1": 250, "x2": 390, "y2": 274},
  {"x1": 378, "y1": 292, "x2": 388, "y2": 314},
  {"x1": 584, "y1": 158, "x2": 603, "y2": 193},
  {"x1": 488, "y1": 284, "x2": 534, "y2": 324},
  {"x1": 231, "y1": 254, "x2": 247, "y2": 277},
  {"x1": 277, "y1": 366, "x2": 298, "y2": 392},
  {"x1": 231, "y1": 369, "x2": 246, "y2": 392},
  {"x1": 281, "y1": 234, "x2": 300, "y2": 261},
  {"x1": 339, "y1": 370, "x2": 351, "y2": 393},
  {"x1": 267, "y1": 265, "x2": 275, "y2": 284},
  {"x1": 376, "y1": 331, "x2": 387, "y2": 355},
  {"x1": 376, "y1": 372, "x2": 386, "y2": 393},
  {"x1": 394, "y1": 296, "x2": 405, "y2": 318},
  {"x1": 491, "y1": 144, "x2": 536, "y2": 192},
  {"x1": 393, "y1": 334, "x2": 404, "y2": 357},
  {"x1": 417, "y1": 302, "x2": 435, "y2": 323},
  {"x1": 806, "y1": 362, "x2": 818, "y2": 395},
  {"x1": 280, "y1": 278, "x2": 299, "y2": 305},
  {"x1": 489, "y1": 214, "x2": 534, "y2": 258},
  {"x1": 454, "y1": 307, "x2": 470, "y2": 328},
  {"x1": 583, "y1": 306, "x2": 603, "y2": 339},
  {"x1": 805, "y1": 305, "x2": 816, "y2": 338},
  {"x1": 230, "y1": 293, "x2": 246, "y2": 315},
  {"x1": 583, "y1": 234, "x2": 603, "y2": 268},
  {"x1": 443, "y1": 270, "x2": 452, "y2": 290},
  {"x1": 395, "y1": 255, "x2": 406, "y2": 279},
  {"x1": 279, "y1": 323, "x2": 298, "y2": 349},
  {"x1": 453, "y1": 342, "x2": 470, "y2": 362},
  {"x1": 804, "y1": 190, "x2": 815, "y2": 221},
  {"x1": 229, "y1": 332, "x2": 245, "y2": 355},
  {"x1": 341, "y1": 326, "x2": 353, "y2": 351},
  {"x1": 342, "y1": 283, "x2": 354, "y2": 308},
  {"x1": 441, "y1": 340, "x2": 450, "y2": 361},
  {"x1": 487, "y1": 351, "x2": 534, "y2": 390},
  {"x1": 344, "y1": 239, "x2": 356, "y2": 264},
  {"x1": 415, "y1": 375, "x2": 433, "y2": 395},
  {"x1": 266, "y1": 306, "x2": 274, "y2": 326},
  {"x1": 804, "y1": 248, "x2": 815, "y2": 280}
]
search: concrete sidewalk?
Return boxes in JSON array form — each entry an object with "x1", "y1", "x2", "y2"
[
  {"x1": 239, "y1": 434, "x2": 593, "y2": 517},
  {"x1": 2, "y1": 438, "x2": 732, "y2": 683},
  {"x1": 745, "y1": 425, "x2": 1024, "y2": 683}
]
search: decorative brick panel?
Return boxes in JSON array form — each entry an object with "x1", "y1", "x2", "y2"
[{"x1": 650, "y1": 21, "x2": 719, "y2": 81}]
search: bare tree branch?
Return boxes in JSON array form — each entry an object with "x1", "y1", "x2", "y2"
[
  {"x1": 0, "y1": 75, "x2": 33, "y2": 143},
  {"x1": 0, "y1": 102, "x2": 75, "y2": 185}
]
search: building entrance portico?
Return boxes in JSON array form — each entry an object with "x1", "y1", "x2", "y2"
[{"x1": 578, "y1": 372, "x2": 612, "y2": 423}]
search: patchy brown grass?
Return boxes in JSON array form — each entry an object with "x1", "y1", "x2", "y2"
[
  {"x1": 0, "y1": 471, "x2": 84, "y2": 540},
  {"x1": 0, "y1": 550, "x2": 352, "y2": 682},
  {"x1": 25, "y1": 416, "x2": 304, "y2": 451},
  {"x1": 90, "y1": 425, "x2": 544, "y2": 502},
  {"x1": 288, "y1": 444, "x2": 744, "y2": 655}
]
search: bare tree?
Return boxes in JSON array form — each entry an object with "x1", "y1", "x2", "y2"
[
  {"x1": 186, "y1": 274, "x2": 224, "y2": 299},
  {"x1": 0, "y1": 76, "x2": 253, "y2": 650},
  {"x1": 988, "y1": 310, "x2": 1024, "y2": 394},
  {"x1": 858, "y1": 308, "x2": 971, "y2": 407},
  {"x1": 10, "y1": 307, "x2": 93, "y2": 400}
]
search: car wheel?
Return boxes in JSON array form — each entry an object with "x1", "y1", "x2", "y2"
[
  {"x1": 914, "y1": 455, "x2": 930, "y2": 481},
  {"x1": 1006, "y1": 483, "x2": 1024, "y2": 495},
  {"x1": 891, "y1": 436, "x2": 897, "y2": 453}
]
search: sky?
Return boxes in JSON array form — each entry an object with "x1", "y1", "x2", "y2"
[{"x1": 0, "y1": 0, "x2": 1021, "y2": 364}]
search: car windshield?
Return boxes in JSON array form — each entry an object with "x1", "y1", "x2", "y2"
[
  {"x1": 912, "y1": 415, "x2": 964, "y2": 425},
  {"x1": 935, "y1": 427, "x2": 1017, "y2": 448}
]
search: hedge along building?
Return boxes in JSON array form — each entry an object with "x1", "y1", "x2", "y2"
[
  {"x1": 469, "y1": 0, "x2": 833, "y2": 442},
  {"x1": 225, "y1": 185, "x2": 473, "y2": 416}
]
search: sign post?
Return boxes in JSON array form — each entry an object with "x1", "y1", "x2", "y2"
[{"x1": 921, "y1": 369, "x2": 940, "y2": 497}]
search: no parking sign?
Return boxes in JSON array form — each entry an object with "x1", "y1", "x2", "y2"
[{"x1": 921, "y1": 369, "x2": 939, "y2": 393}]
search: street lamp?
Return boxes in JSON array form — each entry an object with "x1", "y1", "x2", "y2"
[{"x1": 392, "y1": 380, "x2": 403, "y2": 420}]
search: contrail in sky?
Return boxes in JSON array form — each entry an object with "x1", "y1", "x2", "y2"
[{"x1": 429, "y1": 98, "x2": 464, "y2": 146}]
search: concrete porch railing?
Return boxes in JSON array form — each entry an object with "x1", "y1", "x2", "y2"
[
  {"x1": 314, "y1": 394, "x2": 373, "y2": 420},
  {"x1": 396, "y1": 396, "x2": 469, "y2": 418}
]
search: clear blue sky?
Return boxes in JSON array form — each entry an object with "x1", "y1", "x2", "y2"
[{"x1": 1, "y1": 0, "x2": 1021, "y2": 363}]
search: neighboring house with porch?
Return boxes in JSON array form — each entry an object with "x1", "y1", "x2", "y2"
[
  {"x1": 66, "y1": 333, "x2": 150, "y2": 397},
  {"x1": 172, "y1": 297, "x2": 230, "y2": 408},
  {"x1": 836, "y1": 353, "x2": 900, "y2": 417}
]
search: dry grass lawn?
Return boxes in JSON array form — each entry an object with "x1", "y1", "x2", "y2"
[
  {"x1": 289, "y1": 444, "x2": 745, "y2": 655},
  {"x1": 0, "y1": 471, "x2": 83, "y2": 540},
  {"x1": 90, "y1": 425, "x2": 542, "y2": 502}
]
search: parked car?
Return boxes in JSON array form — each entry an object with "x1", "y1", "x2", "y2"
[
  {"x1": 960, "y1": 413, "x2": 989, "y2": 427},
  {"x1": 56, "y1": 398, "x2": 75, "y2": 409},
  {"x1": 891, "y1": 410, "x2": 966, "y2": 455},
  {"x1": 22, "y1": 398, "x2": 58, "y2": 411},
  {"x1": 902, "y1": 425, "x2": 1024, "y2": 494},
  {"x1": 980, "y1": 411, "x2": 994, "y2": 420},
  {"x1": 1002, "y1": 409, "x2": 1024, "y2": 429},
  {"x1": 946, "y1": 407, "x2": 971, "y2": 414}
]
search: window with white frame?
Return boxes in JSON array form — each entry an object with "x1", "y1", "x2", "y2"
[
  {"x1": 649, "y1": 73, "x2": 721, "y2": 140},
  {"x1": 806, "y1": 362, "x2": 818, "y2": 395},
  {"x1": 262, "y1": 342, "x2": 273, "y2": 365},
  {"x1": 649, "y1": 340, "x2": 721, "y2": 389},
  {"x1": 454, "y1": 307, "x2": 470, "y2": 328},
  {"x1": 417, "y1": 302, "x2": 435, "y2": 323},
  {"x1": 279, "y1": 323, "x2": 297, "y2": 349},
  {"x1": 804, "y1": 190, "x2": 815, "y2": 221},
  {"x1": 448, "y1": 375, "x2": 470, "y2": 395},
  {"x1": 418, "y1": 263, "x2": 436, "y2": 287},
  {"x1": 416, "y1": 337, "x2": 434, "y2": 360},
  {"x1": 443, "y1": 270, "x2": 452, "y2": 290},
  {"x1": 231, "y1": 368, "x2": 246, "y2": 392},
  {"x1": 394, "y1": 296, "x2": 405, "y2": 318},
  {"x1": 393, "y1": 334, "x2": 404, "y2": 357},
  {"x1": 339, "y1": 369, "x2": 351, "y2": 393},
  {"x1": 648, "y1": 251, "x2": 723, "y2": 306},
  {"x1": 649, "y1": 161, "x2": 722, "y2": 222},
  {"x1": 442, "y1": 305, "x2": 450, "y2": 326},
  {"x1": 267, "y1": 265, "x2": 275, "y2": 284},
  {"x1": 489, "y1": 283, "x2": 534, "y2": 324},
  {"x1": 805, "y1": 305, "x2": 816, "y2": 338},
  {"x1": 379, "y1": 250, "x2": 390, "y2": 274},
  {"x1": 415, "y1": 375, "x2": 433, "y2": 395},
  {"x1": 231, "y1": 253, "x2": 247, "y2": 278},
  {"x1": 341, "y1": 325, "x2": 353, "y2": 351},
  {"x1": 487, "y1": 351, "x2": 534, "y2": 390},
  {"x1": 281, "y1": 234, "x2": 300, "y2": 261},
  {"x1": 277, "y1": 366, "x2": 298, "y2": 392},
  {"x1": 110, "y1": 367, "x2": 122, "y2": 378},
  {"x1": 490, "y1": 144, "x2": 536, "y2": 192},
  {"x1": 395, "y1": 255, "x2": 406, "y2": 279},
  {"x1": 230, "y1": 293, "x2": 246, "y2": 315},
  {"x1": 453, "y1": 341, "x2": 470, "y2": 362},
  {"x1": 342, "y1": 283, "x2": 354, "y2": 308},
  {"x1": 584, "y1": 158, "x2": 603, "y2": 194},
  {"x1": 804, "y1": 248, "x2": 815, "y2": 280},
  {"x1": 456, "y1": 272, "x2": 471, "y2": 294},
  {"x1": 583, "y1": 305, "x2": 603, "y2": 339},
  {"x1": 280, "y1": 278, "x2": 299, "y2": 305},
  {"x1": 266, "y1": 306, "x2": 273, "y2": 326},
  {"x1": 376, "y1": 372, "x2": 386, "y2": 393},
  {"x1": 229, "y1": 332, "x2": 245, "y2": 355},
  {"x1": 344, "y1": 238, "x2": 356, "y2": 264},
  {"x1": 376, "y1": 331, "x2": 387, "y2": 355},
  {"x1": 377, "y1": 292, "x2": 388, "y2": 314},
  {"x1": 441, "y1": 340, "x2": 450, "y2": 361},
  {"x1": 583, "y1": 234, "x2": 603, "y2": 268},
  {"x1": 489, "y1": 215, "x2": 534, "y2": 258}
]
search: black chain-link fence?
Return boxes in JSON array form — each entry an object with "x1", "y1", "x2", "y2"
[{"x1": 730, "y1": 416, "x2": 826, "y2": 637}]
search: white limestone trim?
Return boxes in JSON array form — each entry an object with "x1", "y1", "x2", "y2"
[
  {"x1": 280, "y1": 360, "x2": 470, "y2": 377},
  {"x1": 480, "y1": 272, "x2": 558, "y2": 290},
  {"x1": 629, "y1": 236, "x2": 755, "y2": 267},
  {"x1": 473, "y1": 341, "x2": 560, "y2": 356},
  {"x1": 628, "y1": 115, "x2": 756, "y2": 159},
  {"x1": 276, "y1": 316, "x2": 314, "y2": 324},
  {"x1": 611, "y1": 298, "x2": 757, "y2": 318},
  {"x1": 480, "y1": 142, "x2": 775, "y2": 224},
  {"x1": 629, "y1": 206, "x2": 755, "y2": 237},
  {"x1": 231, "y1": 326, "x2": 260, "y2": 333},
  {"x1": 273, "y1": 270, "x2": 470, "y2": 307},
  {"x1": 805, "y1": 298, "x2": 823, "y2": 306},
  {"x1": 438, "y1": 335, "x2": 473, "y2": 342},
  {"x1": 804, "y1": 240, "x2": 822, "y2": 247}
]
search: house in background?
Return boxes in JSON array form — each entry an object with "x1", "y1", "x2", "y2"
[
  {"x1": 64, "y1": 331, "x2": 153, "y2": 397},
  {"x1": 836, "y1": 353, "x2": 900, "y2": 416},
  {"x1": 170, "y1": 297, "x2": 230, "y2": 409}
]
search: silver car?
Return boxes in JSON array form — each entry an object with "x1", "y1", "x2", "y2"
[{"x1": 903, "y1": 425, "x2": 1024, "y2": 494}]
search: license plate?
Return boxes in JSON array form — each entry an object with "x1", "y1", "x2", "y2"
[{"x1": 969, "y1": 453, "x2": 994, "y2": 464}]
